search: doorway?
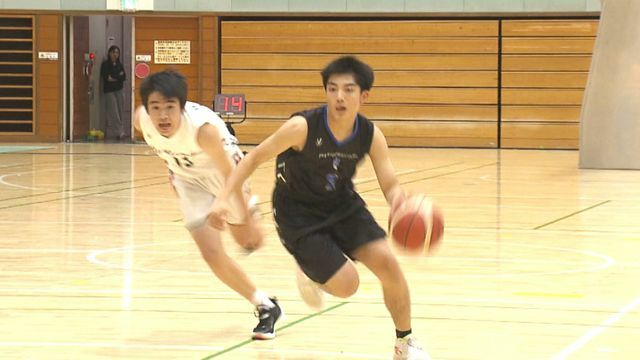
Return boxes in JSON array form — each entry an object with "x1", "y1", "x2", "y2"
[{"x1": 66, "y1": 15, "x2": 133, "y2": 142}]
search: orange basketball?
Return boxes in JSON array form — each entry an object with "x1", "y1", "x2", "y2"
[{"x1": 389, "y1": 194, "x2": 444, "y2": 254}]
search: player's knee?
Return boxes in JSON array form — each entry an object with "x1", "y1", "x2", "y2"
[
  {"x1": 327, "y1": 272, "x2": 359, "y2": 298},
  {"x1": 333, "y1": 279, "x2": 359, "y2": 298},
  {"x1": 380, "y1": 252, "x2": 400, "y2": 271},
  {"x1": 199, "y1": 245, "x2": 226, "y2": 265},
  {"x1": 370, "y1": 253, "x2": 403, "y2": 283}
]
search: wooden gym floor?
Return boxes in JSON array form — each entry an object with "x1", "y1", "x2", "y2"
[{"x1": 0, "y1": 143, "x2": 638, "y2": 359}]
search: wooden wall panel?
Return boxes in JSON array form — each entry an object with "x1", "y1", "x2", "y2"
[
  {"x1": 502, "y1": 20, "x2": 598, "y2": 37},
  {"x1": 223, "y1": 37, "x2": 498, "y2": 54},
  {"x1": 502, "y1": 106, "x2": 581, "y2": 123},
  {"x1": 222, "y1": 86, "x2": 497, "y2": 105},
  {"x1": 502, "y1": 72, "x2": 588, "y2": 88},
  {"x1": 34, "y1": 14, "x2": 61, "y2": 141},
  {"x1": 501, "y1": 123, "x2": 579, "y2": 149},
  {"x1": 221, "y1": 20, "x2": 500, "y2": 148},
  {"x1": 377, "y1": 121, "x2": 497, "y2": 147},
  {"x1": 245, "y1": 103, "x2": 497, "y2": 122},
  {"x1": 502, "y1": 55, "x2": 592, "y2": 71},
  {"x1": 500, "y1": 19, "x2": 597, "y2": 149},
  {"x1": 222, "y1": 70, "x2": 497, "y2": 87},
  {"x1": 223, "y1": 21, "x2": 499, "y2": 37},
  {"x1": 0, "y1": 15, "x2": 37, "y2": 138},
  {"x1": 133, "y1": 17, "x2": 200, "y2": 107},
  {"x1": 199, "y1": 16, "x2": 218, "y2": 107},
  {"x1": 502, "y1": 89, "x2": 584, "y2": 105},
  {"x1": 133, "y1": 16, "x2": 219, "y2": 141},
  {"x1": 232, "y1": 119, "x2": 498, "y2": 148},
  {"x1": 502, "y1": 38, "x2": 595, "y2": 54},
  {"x1": 222, "y1": 54, "x2": 498, "y2": 71}
]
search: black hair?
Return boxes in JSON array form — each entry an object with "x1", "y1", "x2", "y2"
[
  {"x1": 139, "y1": 70, "x2": 188, "y2": 110},
  {"x1": 320, "y1": 55, "x2": 374, "y2": 91},
  {"x1": 106, "y1": 45, "x2": 122, "y2": 65}
]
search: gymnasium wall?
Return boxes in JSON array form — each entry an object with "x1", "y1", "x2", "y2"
[
  {"x1": 0, "y1": 14, "x2": 61, "y2": 142},
  {"x1": 0, "y1": 0, "x2": 602, "y2": 13},
  {"x1": 501, "y1": 20, "x2": 597, "y2": 149},
  {"x1": 221, "y1": 18, "x2": 597, "y2": 149},
  {"x1": 132, "y1": 16, "x2": 220, "y2": 139},
  {"x1": 579, "y1": 0, "x2": 640, "y2": 169},
  {"x1": 35, "y1": 15, "x2": 62, "y2": 141},
  {"x1": 221, "y1": 20, "x2": 499, "y2": 148},
  {"x1": 134, "y1": 17, "x2": 201, "y2": 106},
  {"x1": 0, "y1": 10, "x2": 598, "y2": 147}
]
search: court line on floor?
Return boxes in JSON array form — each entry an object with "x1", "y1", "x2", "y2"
[
  {"x1": 0, "y1": 179, "x2": 168, "y2": 211},
  {"x1": 534, "y1": 200, "x2": 611, "y2": 230},
  {"x1": 0, "y1": 174, "x2": 166, "y2": 202},
  {"x1": 550, "y1": 295, "x2": 640, "y2": 360},
  {"x1": 0, "y1": 164, "x2": 98, "y2": 190},
  {"x1": 0, "y1": 145, "x2": 53, "y2": 153},
  {"x1": 369, "y1": 161, "x2": 497, "y2": 190},
  {"x1": 0, "y1": 341, "x2": 224, "y2": 351},
  {"x1": 0, "y1": 287, "x2": 630, "y2": 311},
  {"x1": 211, "y1": 346, "x2": 388, "y2": 359},
  {"x1": 0, "y1": 339, "x2": 387, "y2": 359},
  {"x1": 84, "y1": 239, "x2": 614, "y2": 279},
  {"x1": 201, "y1": 301, "x2": 349, "y2": 359}
]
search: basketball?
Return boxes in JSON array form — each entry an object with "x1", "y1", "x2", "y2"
[{"x1": 389, "y1": 194, "x2": 444, "y2": 254}]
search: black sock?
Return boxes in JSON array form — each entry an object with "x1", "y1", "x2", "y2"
[{"x1": 396, "y1": 329, "x2": 412, "y2": 339}]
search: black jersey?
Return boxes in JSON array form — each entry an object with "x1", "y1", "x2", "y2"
[{"x1": 273, "y1": 106, "x2": 375, "y2": 234}]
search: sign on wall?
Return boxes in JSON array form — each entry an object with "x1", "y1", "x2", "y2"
[
  {"x1": 106, "y1": 0, "x2": 153, "y2": 11},
  {"x1": 38, "y1": 52, "x2": 59, "y2": 60},
  {"x1": 154, "y1": 40, "x2": 190, "y2": 64},
  {"x1": 135, "y1": 54, "x2": 151, "y2": 62}
]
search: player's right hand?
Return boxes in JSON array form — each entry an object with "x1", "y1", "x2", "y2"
[{"x1": 208, "y1": 201, "x2": 229, "y2": 230}]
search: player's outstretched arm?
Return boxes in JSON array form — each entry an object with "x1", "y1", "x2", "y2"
[
  {"x1": 208, "y1": 116, "x2": 308, "y2": 229},
  {"x1": 196, "y1": 123, "x2": 250, "y2": 224}
]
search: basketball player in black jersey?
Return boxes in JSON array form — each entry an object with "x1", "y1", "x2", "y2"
[{"x1": 209, "y1": 56, "x2": 430, "y2": 360}]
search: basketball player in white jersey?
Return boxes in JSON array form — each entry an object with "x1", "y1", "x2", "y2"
[{"x1": 133, "y1": 70, "x2": 282, "y2": 340}]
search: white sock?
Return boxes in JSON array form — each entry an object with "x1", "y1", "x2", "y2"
[{"x1": 251, "y1": 290, "x2": 274, "y2": 308}]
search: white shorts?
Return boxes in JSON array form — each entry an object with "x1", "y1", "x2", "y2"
[{"x1": 171, "y1": 174, "x2": 251, "y2": 231}]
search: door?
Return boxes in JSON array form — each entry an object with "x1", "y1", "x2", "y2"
[{"x1": 71, "y1": 16, "x2": 91, "y2": 141}]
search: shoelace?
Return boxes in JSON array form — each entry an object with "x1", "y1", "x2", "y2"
[{"x1": 255, "y1": 306, "x2": 271, "y2": 320}]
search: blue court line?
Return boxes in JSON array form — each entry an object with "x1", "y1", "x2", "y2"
[
  {"x1": 0, "y1": 146, "x2": 53, "y2": 153},
  {"x1": 201, "y1": 301, "x2": 349, "y2": 359}
]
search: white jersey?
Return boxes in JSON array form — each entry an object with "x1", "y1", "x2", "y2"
[{"x1": 139, "y1": 101, "x2": 241, "y2": 182}]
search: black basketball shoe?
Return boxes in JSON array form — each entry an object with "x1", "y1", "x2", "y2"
[{"x1": 252, "y1": 297, "x2": 282, "y2": 340}]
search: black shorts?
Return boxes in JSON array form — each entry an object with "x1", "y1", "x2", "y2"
[{"x1": 276, "y1": 206, "x2": 386, "y2": 284}]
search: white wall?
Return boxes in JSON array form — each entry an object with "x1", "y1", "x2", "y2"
[{"x1": 579, "y1": 0, "x2": 640, "y2": 169}]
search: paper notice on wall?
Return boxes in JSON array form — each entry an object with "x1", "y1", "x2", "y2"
[{"x1": 154, "y1": 40, "x2": 190, "y2": 64}]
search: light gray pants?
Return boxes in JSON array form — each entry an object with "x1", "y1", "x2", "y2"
[{"x1": 104, "y1": 90, "x2": 124, "y2": 140}]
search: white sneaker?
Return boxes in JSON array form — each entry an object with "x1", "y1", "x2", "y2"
[
  {"x1": 393, "y1": 336, "x2": 431, "y2": 360},
  {"x1": 295, "y1": 266, "x2": 324, "y2": 310}
]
